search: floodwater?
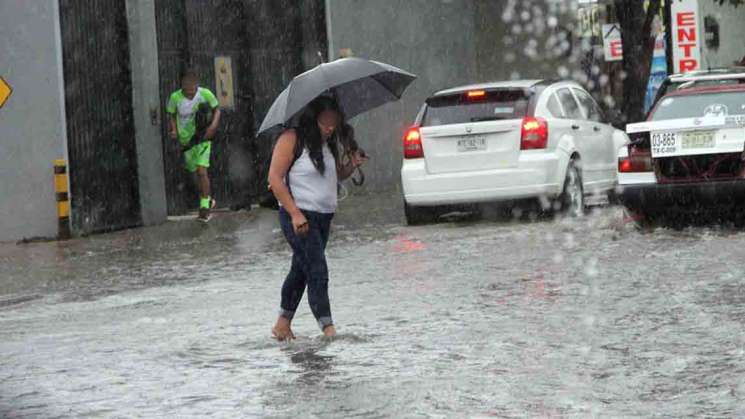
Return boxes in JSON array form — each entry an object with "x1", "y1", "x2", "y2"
[{"x1": 1, "y1": 194, "x2": 745, "y2": 418}]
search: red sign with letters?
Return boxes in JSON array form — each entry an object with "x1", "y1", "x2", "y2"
[{"x1": 671, "y1": 0, "x2": 702, "y2": 73}]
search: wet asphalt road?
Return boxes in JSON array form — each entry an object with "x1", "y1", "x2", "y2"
[{"x1": 1, "y1": 193, "x2": 745, "y2": 418}]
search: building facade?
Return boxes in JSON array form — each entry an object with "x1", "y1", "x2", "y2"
[
  {"x1": 0, "y1": 0, "x2": 325, "y2": 242},
  {"x1": 2, "y1": 0, "x2": 743, "y2": 241}
]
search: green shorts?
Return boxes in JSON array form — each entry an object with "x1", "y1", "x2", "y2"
[{"x1": 184, "y1": 141, "x2": 211, "y2": 173}]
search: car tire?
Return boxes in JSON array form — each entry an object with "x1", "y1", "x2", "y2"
[
  {"x1": 559, "y1": 161, "x2": 585, "y2": 217},
  {"x1": 404, "y1": 201, "x2": 437, "y2": 225},
  {"x1": 607, "y1": 186, "x2": 620, "y2": 206}
]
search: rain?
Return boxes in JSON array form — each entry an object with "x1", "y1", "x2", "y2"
[{"x1": 2, "y1": 0, "x2": 745, "y2": 417}]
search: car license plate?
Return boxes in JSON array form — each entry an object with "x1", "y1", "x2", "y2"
[
  {"x1": 681, "y1": 130, "x2": 715, "y2": 149},
  {"x1": 650, "y1": 131, "x2": 677, "y2": 157},
  {"x1": 651, "y1": 130, "x2": 716, "y2": 157},
  {"x1": 457, "y1": 136, "x2": 487, "y2": 152}
]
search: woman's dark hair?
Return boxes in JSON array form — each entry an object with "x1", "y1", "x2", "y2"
[
  {"x1": 338, "y1": 123, "x2": 359, "y2": 155},
  {"x1": 295, "y1": 96, "x2": 345, "y2": 175}
]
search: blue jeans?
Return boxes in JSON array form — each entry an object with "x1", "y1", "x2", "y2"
[{"x1": 278, "y1": 207, "x2": 335, "y2": 330}]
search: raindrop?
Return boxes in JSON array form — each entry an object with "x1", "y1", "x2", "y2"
[
  {"x1": 572, "y1": 70, "x2": 589, "y2": 84},
  {"x1": 505, "y1": 52, "x2": 516, "y2": 63},
  {"x1": 599, "y1": 74, "x2": 610, "y2": 87},
  {"x1": 603, "y1": 95, "x2": 616, "y2": 108},
  {"x1": 584, "y1": 258, "x2": 599, "y2": 278},
  {"x1": 502, "y1": 2, "x2": 515, "y2": 22}
]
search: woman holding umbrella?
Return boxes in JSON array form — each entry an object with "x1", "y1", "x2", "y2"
[
  {"x1": 269, "y1": 96, "x2": 367, "y2": 340},
  {"x1": 258, "y1": 57, "x2": 416, "y2": 340}
]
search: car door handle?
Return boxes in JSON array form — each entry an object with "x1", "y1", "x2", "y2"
[
  {"x1": 593, "y1": 126, "x2": 601, "y2": 132},
  {"x1": 571, "y1": 124, "x2": 580, "y2": 130}
]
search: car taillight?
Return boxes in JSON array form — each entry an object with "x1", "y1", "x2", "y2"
[
  {"x1": 520, "y1": 117, "x2": 548, "y2": 150},
  {"x1": 403, "y1": 126, "x2": 424, "y2": 159},
  {"x1": 618, "y1": 145, "x2": 653, "y2": 172},
  {"x1": 466, "y1": 90, "x2": 486, "y2": 100}
]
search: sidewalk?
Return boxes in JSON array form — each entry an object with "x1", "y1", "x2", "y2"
[
  {"x1": 0, "y1": 208, "x2": 271, "y2": 305},
  {"x1": 0, "y1": 191, "x2": 402, "y2": 307}
]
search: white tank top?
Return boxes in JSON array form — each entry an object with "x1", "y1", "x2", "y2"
[{"x1": 287, "y1": 143, "x2": 338, "y2": 213}]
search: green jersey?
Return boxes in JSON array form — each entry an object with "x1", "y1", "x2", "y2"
[{"x1": 166, "y1": 87, "x2": 219, "y2": 146}]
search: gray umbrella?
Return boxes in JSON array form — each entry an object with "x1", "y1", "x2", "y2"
[{"x1": 257, "y1": 57, "x2": 417, "y2": 134}]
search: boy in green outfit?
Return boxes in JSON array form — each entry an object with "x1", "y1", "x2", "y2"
[{"x1": 167, "y1": 70, "x2": 221, "y2": 222}]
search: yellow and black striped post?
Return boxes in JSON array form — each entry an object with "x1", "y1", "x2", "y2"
[{"x1": 54, "y1": 159, "x2": 71, "y2": 240}]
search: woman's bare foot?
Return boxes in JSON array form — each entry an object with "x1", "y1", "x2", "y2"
[
  {"x1": 272, "y1": 317, "x2": 295, "y2": 341},
  {"x1": 322, "y1": 325, "x2": 336, "y2": 338}
]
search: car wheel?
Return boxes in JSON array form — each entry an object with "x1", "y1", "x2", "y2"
[
  {"x1": 607, "y1": 187, "x2": 620, "y2": 206},
  {"x1": 404, "y1": 201, "x2": 437, "y2": 225},
  {"x1": 560, "y1": 161, "x2": 584, "y2": 217}
]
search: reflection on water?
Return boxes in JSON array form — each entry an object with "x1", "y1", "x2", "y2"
[
  {"x1": 285, "y1": 339, "x2": 335, "y2": 385},
  {"x1": 1, "y1": 200, "x2": 745, "y2": 417}
]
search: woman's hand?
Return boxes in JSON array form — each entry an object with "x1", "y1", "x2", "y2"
[
  {"x1": 292, "y1": 212, "x2": 309, "y2": 236},
  {"x1": 337, "y1": 150, "x2": 369, "y2": 181},
  {"x1": 350, "y1": 150, "x2": 369, "y2": 168}
]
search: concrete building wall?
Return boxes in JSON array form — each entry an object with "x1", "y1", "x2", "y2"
[
  {"x1": 126, "y1": 0, "x2": 168, "y2": 226},
  {"x1": 699, "y1": 0, "x2": 745, "y2": 68},
  {"x1": 473, "y1": 0, "x2": 581, "y2": 83},
  {"x1": 0, "y1": 1, "x2": 69, "y2": 242},
  {"x1": 326, "y1": 0, "x2": 481, "y2": 192},
  {"x1": 326, "y1": 0, "x2": 581, "y2": 192}
]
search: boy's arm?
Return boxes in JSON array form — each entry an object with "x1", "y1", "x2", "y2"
[
  {"x1": 166, "y1": 94, "x2": 178, "y2": 139},
  {"x1": 168, "y1": 114, "x2": 178, "y2": 140},
  {"x1": 205, "y1": 108, "x2": 221, "y2": 140},
  {"x1": 203, "y1": 89, "x2": 221, "y2": 139}
]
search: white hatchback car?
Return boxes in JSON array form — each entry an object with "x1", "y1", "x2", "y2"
[{"x1": 400, "y1": 80, "x2": 629, "y2": 224}]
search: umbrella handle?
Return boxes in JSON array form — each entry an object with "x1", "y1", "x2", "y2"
[{"x1": 351, "y1": 167, "x2": 365, "y2": 186}]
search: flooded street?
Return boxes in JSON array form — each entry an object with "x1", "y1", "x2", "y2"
[{"x1": 2, "y1": 194, "x2": 745, "y2": 418}]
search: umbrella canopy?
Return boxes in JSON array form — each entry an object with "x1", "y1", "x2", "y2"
[{"x1": 257, "y1": 57, "x2": 416, "y2": 134}]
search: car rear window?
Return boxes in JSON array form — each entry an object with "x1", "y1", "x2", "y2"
[
  {"x1": 421, "y1": 89, "x2": 531, "y2": 127},
  {"x1": 650, "y1": 91, "x2": 745, "y2": 121}
]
